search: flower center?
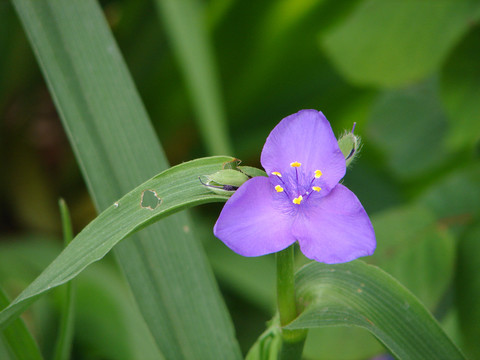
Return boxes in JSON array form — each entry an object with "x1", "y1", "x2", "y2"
[
  {"x1": 293, "y1": 195, "x2": 303, "y2": 204},
  {"x1": 271, "y1": 162, "x2": 323, "y2": 205}
]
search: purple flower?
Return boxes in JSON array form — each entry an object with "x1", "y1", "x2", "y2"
[{"x1": 214, "y1": 110, "x2": 375, "y2": 264}]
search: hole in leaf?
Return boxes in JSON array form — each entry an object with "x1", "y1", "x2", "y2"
[{"x1": 141, "y1": 189, "x2": 162, "y2": 210}]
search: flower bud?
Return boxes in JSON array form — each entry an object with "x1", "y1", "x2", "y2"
[
  {"x1": 337, "y1": 123, "x2": 361, "y2": 167},
  {"x1": 200, "y1": 169, "x2": 250, "y2": 196}
]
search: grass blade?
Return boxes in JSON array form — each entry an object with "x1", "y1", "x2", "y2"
[
  {"x1": 52, "y1": 199, "x2": 75, "y2": 360},
  {"x1": 0, "y1": 287, "x2": 43, "y2": 360},
  {"x1": 155, "y1": 0, "x2": 232, "y2": 155},
  {"x1": 11, "y1": 1, "x2": 241, "y2": 358},
  {"x1": 0, "y1": 157, "x2": 233, "y2": 330}
]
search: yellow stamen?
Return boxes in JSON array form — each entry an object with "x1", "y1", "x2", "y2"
[
  {"x1": 290, "y1": 161, "x2": 301, "y2": 167},
  {"x1": 275, "y1": 185, "x2": 284, "y2": 193},
  {"x1": 314, "y1": 170, "x2": 323, "y2": 178},
  {"x1": 312, "y1": 186, "x2": 322, "y2": 192},
  {"x1": 272, "y1": 171, "x2": 282, "y2": 177},
  {"x1": 293, "y1": 195, "x2": 303, "y2": 205}
]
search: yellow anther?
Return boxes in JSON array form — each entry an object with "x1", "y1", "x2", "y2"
[
  {"x1": 292, "y1": 195, "x2": 303, "y2": 205},
  {"x1": 290, "y1": 161, "x2": 301, "y2": 167},
  {"x1": 314, "y1": 170, "x2": 323, "y2": 178},
  {"x1": 312, "y1": 186, "x2": 322, "y2": 192},
  {"x1": 275, "y1": 185, "x2": 284, "y2": 193},
  {"x1": 272, "y1": 171, "x2": 282, "y2": 177}
]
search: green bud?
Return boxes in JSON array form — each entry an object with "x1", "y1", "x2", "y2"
[
  {"x1": 200, "y1": 169, "x2": 250, "y2": 196},
  {"x1": 208, "y1": 169, "x2": 250, "y2": 187},
  {"x1": 200, "y1": 158, "x2": 267, "y2": 196},
  {"x1": 337, "y1": 123, "x2": 361, "y2": 167}
]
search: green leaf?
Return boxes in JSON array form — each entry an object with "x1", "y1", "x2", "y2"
[
  {"x1": 0, "y1": 336, "x2": 14, "y2": 360},
  {"x1": 0, "y1": 156, "x2": 233, "y2": 330},
  {"x1": 287, "y1": 261, "x2": 465, "y2": 360},
  {"x1": 419, "y1": 164, "x2": 480, "y2": 224},
  {"x1": 10, "y1": 1, "x2": 241, "y2": 358},
  {"x1": 154, "y1": 0, "x2": 232, "y2": 155},
  {"x1": 322, "y1": 0, "x2": 480, "y2": 87},
  {"x1": 207, "y1": 240, "x2": 275, "y2": 313},
  {"x1": 303, "y1": 326, "x2": 382, "y2": 360},
  {"x1": 456, "y1": 225, "x2": 480, "y2": 359},
  {"x1": 0, "y1": 287, "x2": 43, "y2": 360},
  {"x1": 298, "y1": 202, "x2": 459, "y2": 360},
  {"x1": 369, "y1": 204, "x2": 455, "y2": 310},
  {"x1": 441, "y1": 25, "x2": 480, "y2": 149},
  {"x1": 75, "y1": 261, "x2": 164, "y2": 360},
  {"x1": 0, "y1": 237, "x2": 162, "y2": 360},
  {"x1": 367, "y1": 80, "x2": 448, "y2": 180}
]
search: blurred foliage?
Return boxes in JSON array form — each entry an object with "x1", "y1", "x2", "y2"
[{"x1": 1, "y1": 0, "x2": 479, "y2": 359}]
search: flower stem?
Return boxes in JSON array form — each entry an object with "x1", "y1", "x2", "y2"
[{"x1": 276, "y1": 245, "x2": 307, "y2": 359}]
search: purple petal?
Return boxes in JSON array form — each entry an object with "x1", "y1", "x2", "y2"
[
  {"x1": 214, "y1": 177, "x2": 296, "y2": 256},
  {"x1": 260, "y1": 109, "x2": 346, "y2": 194},
  {"x1": 292, "y1": 184, "x2": 375, "y2": 264}
]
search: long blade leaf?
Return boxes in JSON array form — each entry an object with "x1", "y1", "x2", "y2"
[
  {"x1": 11, "y1": 1, "x2": 241, "y2": 358},
  {"x1": 155, "y1": 0, "x2": 232, "y2": 155},
  {"x1": 0, "y1": 287, "x2": 43, "y2": 360},
  {"x1": 52, "y1": 199, "x2": 75, "y2": 360},
  {"x1": 0, "y1": 156, "x2": 232, "y2": 329}
]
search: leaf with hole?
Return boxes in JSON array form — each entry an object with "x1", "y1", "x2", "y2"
[{"x1": 0, "y1": 156, "x2": 237, "y2": 331}]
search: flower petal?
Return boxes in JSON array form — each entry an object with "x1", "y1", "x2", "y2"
[
  {"x1": 260, "y1": 109, "x2": 346, "y2": 194},
  {"x1": 292, "y1": 184, "x2": 375, "y2": 264},
  {"x1": 214, "y1": 177, "x2": 296, "y2": 256}
]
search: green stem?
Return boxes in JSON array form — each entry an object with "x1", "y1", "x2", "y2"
[
  {"x1": 277, "y1": 246, "x2": 296, "y2": 326},
  {"x1": 276, "y1": 245, "x2": 307, "y2": 360}
]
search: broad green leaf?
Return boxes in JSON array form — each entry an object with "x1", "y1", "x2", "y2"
[
  {"x1": 418, "y1": 164, "x2": 480, "y2": 224},
  {"x1": 210, "y1": 0, "x2": 363, "y2": 138},
  {"x1": 456, "y1": 225, "x2": 480, "y2": 359},
  {"x1": 299, "y1": 203, "x2": 457, "y2": 360},
  {"x1": 0, "y1": 156, "x2": 234, "y2": 330},
  {"x1": 441, "y1": 25, "x2": 480, "y2": 149},
  {"x1": 367, "y1": 80, "x2": 448, "y2": 179},
  {"x1": 0, "y1": 287, "x2": 43, "y2": 360},
  {"x1": 303, "y1": 326, "x2": 382, "y2": 360},
  {"x1": 287, "y1": 261, "x2": 465, "y2": 359},
  {"x1": 369, "y1": 204, "x2": 455, "y2": 310},
  {"x1": 10, "y1": 1, "x2": 241, "y2": 358},
  {"x1": 341, "y1": 160, "x2": 402, "y2": 214},
  {"x1": 322, "y1": 0, "x2": 480, "y2": 87},
  {"x1": 154, "y1": 0, "x2": 232, "y2": 155}
]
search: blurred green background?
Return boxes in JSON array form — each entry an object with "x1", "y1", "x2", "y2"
[{"x1": 1, "y1": 0, "x2": 479, "y2": 359}]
